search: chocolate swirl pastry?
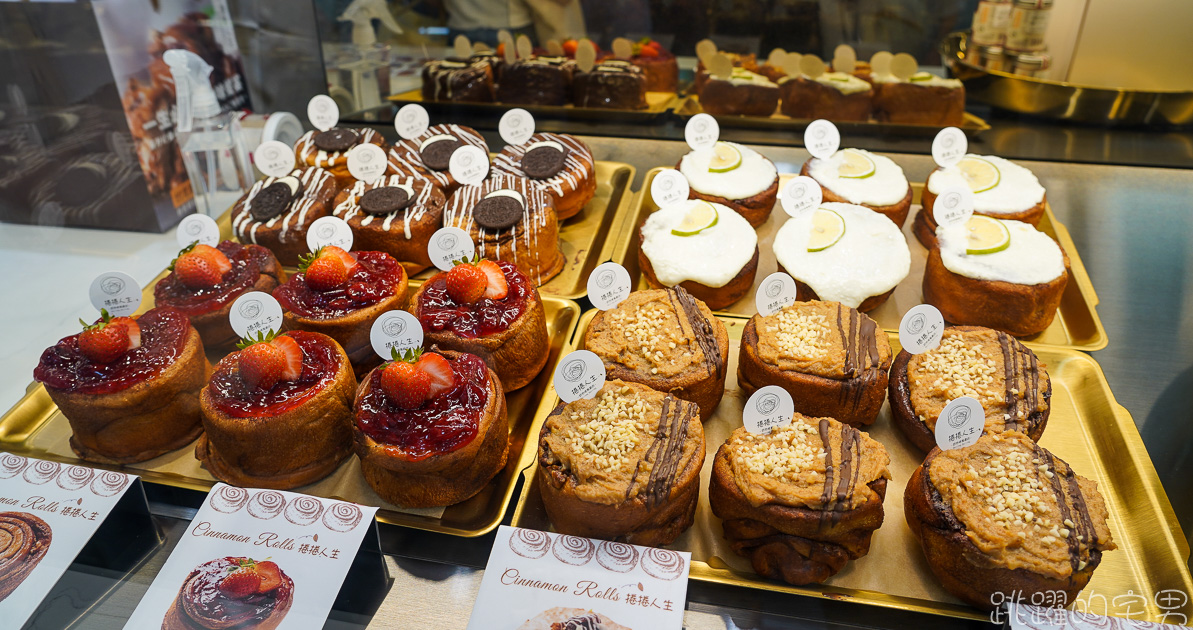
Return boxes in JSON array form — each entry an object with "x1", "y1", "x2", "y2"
[
  {"x1": 0, "y1": 512, "x2": 52, "y2": 602},
  {"x1": 293, "y1": 127, "x2": 385, "y2": 182},
  {"x1": 231, "y1": 168, "x2": 338, "y2": 266},
  {"x1": 162, "y1": 557, "x2": 293, "y2": 630}
]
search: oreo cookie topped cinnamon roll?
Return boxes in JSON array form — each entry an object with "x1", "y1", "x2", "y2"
[
  {"x1": 231, "y1": 168, "x2": 338, "y2": 266},
  {"x1": 294, "y1": 127, "x2": 386, "y2": 184},
  {"x1": 387, "y1": 124, "x2": 489, "y2": 194},
  {"x1": 332, "y1": 172, "x2": 446, "y2": 275},
  {"x1": 493, "y1": 132, "x2": 596, "y2": 221}
]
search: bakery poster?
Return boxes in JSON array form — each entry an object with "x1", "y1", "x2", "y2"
[
  {"x1": 123, "y1": 484, "x2": 377, "y2": 629},
  {"x1": 0, "y1": 453, "x2": 138, "y2": 627},
  {"x1": 467, "y1": 526, "x2": 690, "y2": 630},
  {"x1": 92, "y1": 0, "x2": 251, "y2": 228}
]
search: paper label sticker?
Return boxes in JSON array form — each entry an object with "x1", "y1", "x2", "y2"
[
  {"x1": 932, "y1": 186, "x2": 975, "y2": 228},
  {"x1": 932, "y1": 127, "x2": 968, "y2": 168},
  {"x1": 89, "y1": 271, "x2": 141, "y2": 317},
  {"x1": 499, "y1": 108, "x2": 535, "y2": 146},
  {"x1": 176, "y1": 213, "x2": 220, "y2": 247},
  {"x1": 870, "y1": 51, "x2": 893, "y2": 76},
  {"x1": 346, "y1": 143, "x2": 387, "y2": 183},
  {"x1": 743, "y1": 385, "x2": 795, "y2": 434},
  {"x1": 453, "y1": 34, "x2": 472, "y2": 58},
  {"x1": 935, "y1": 396, "x2": 985, "y2": 450},
  {"x1": 799, "y1": 54, "x2": 826, "y2": 79},
  {"x1": 898, "y1": 304, "x2": 945, "y2": 354},
  {"x1": 780, "y1": 175, "x2": 823, "y2": 218},
  {"x1": 253, "y1": 140, "x2": 295, "y2": 178},
  {"x1": 650, "y1": 169, "x2": 691, "y2": 209},
  {"x1": 395, "y1": 103, "x2": 430, "y2": 139},
  {"x1": 448, "y1": 145, "x2": 489, "y2": 186},
  {"x1": 684, "y1": 113, "x2": 719, "y2": 150},
  {"x1": 755, "y1": 272, "x2": 799, "y2": 316},
  {"x1": 553, "y1": 350, "x2": 606, "y2": 403},
  {"x1": 306, "y1": 216, "x2": 354, "y2": 252},
  {"x1": 428, "y1": 226, "x2": 476, "y2": 271},
  {"x1": 228, "y1": 291, "x2": 284, "y2": 340},
  {"x1": 587, "y1": 262, "x2": 633, "y2": 311},
  {"x1": 804, "y1": 119, "x2": 841, "y2": 160},
  {"x1": 370, "y1": 310, "x2": 424, "y2": 360},
  {"x1": 307, "y1": 95, "x2": 339, "y2": 132},
  {"x1": 611, "y1": 37, "x2": 633, "y2": 59}
]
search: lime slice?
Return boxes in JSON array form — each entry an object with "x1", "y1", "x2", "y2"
[
  {"x1": 838, "y1": 149, "x2": 876, "y2": 179},
  {"x1": 964, "y1": 215, "x2": 1011, "y2": 255},
  {"x1": 910, "y1": 71, "x2": 934, "y2": 82},
  {"x1": 708, "y1": 142, "x2": 742, "y2": 173},
  {"x1": 959, "y1": 156, "x2": 1000, "y2": 193},
  {"x1": 807, "y1": 208, "x2": 845, "y2": 252},
  {"x1": 672, "y1": 201, "x2": 719, "y2": 236}
]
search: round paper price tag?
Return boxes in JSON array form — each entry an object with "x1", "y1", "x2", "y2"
[
  {"x1": 427, "y1": 227, "x2": 475, "y2": 271},
  {"x1": 743, "y1": 385, "x2": 795, "y2": 435},
  {"x1": 176, "y1": 213, "x2": 220, "y2": 247},
  {"x1": 932, "y1": 186, "x2": 974, "y2": 228},
  {"x1": 587, "y1": 262, "x2": 633, "y2": 311},
  {"x1": 448, "y1": 145, "x2": 489, "y2": 186},
  {"x1": 804, "y1": 119, "x2": 841, "y2": 160},
  {"x1": 898, "y1": 304, "x2": 945, "y2": 354},
  {"x1": 932, "y1": 127, "x2": 968, "y2": 168},
  {"x1": 780, "y1": 176, "x2": 823, "y2": 218},
  {"x1": 307, "y1": 95, "x2": 339, "y2": 132},
  {"x1": 684, "y1": 114, "x2": 719, "y2": 151},
  {"x1": 347, "y1": 143, "x2": 387, "y2": 183},
  {"x1": 553, "y1": 350, "x2": 607, "y2": 403},
  {"x1": 499, "y1": 108, "x2": 535, "y2": 146},
  {"x1": 370, "y1": 310, "x2": 424, "y2": 360},
  {"x1": 755, "y1": 272, "x2": 799, "y2": 316},
  {"x1": 935, "y1": 396, "x2": 985, "y2": 450},
  {"x1": 89, "y1": 271, "x2": 141, "y2": 317},
  {"x1": 306, "y1": 216, "x2": 354, "y2": 252},
  {"x1": 254, "y1": 140, "x2": 296, "y2": 178},
  {"x1": 650, "y1": 169, "x2": 690, "y2": 208},
  {"x1": 395, "y1": 103, "x2": 430, "y2": 140},
  {"x1": 228, "y1": 291, "x2": 284, "y2": 339}
]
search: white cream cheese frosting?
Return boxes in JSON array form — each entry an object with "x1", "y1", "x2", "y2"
[
  {"x1": 872, "y1": 71, "x2": 963, "y2": 88},
  {"x1": 727, "y1": 69, "x2": 778, "y2": 87},
  {"x1": 937, "y1": 218, "x2": 1065, "y2": 285},
  {"x1": 807, "y1": 149, "x2": 909, "y2": 207},
  {"x1": 927, "y1": 154, "x2": 1046, "y2": 215},
  {"x1": 679, "y1": 142, "x2": 778, "y2": 200},
  {"x1": 773, "y1": 202, "x2": 911, "y2": 308},
  {"x1": 812, "y1": 72, "x2": 871, "y2": 95},
  {"x1": 640, "y1": 199, "x2": 758, "y2": 288}
]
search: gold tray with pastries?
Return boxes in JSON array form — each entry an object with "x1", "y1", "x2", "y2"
[
  {"x1": 613, "y1": 167, "x2": 1107, "y2": 351},
  {"x1": 389, "y1": 88, "x2": 679, "y2": 123},
  {"x1": 512, "y1": 309, "x2": 1192, "y2": 622}
]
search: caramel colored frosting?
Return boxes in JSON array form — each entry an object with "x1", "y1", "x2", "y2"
[
  {"x1": 908, "y1": 327, "x2": 1050, "y2": 433},
  {"x1": 725, "y1": 414, "x2": 890, "y2": 511},
  {"x1": 926, "y1": 431, "x2": 1115, "y2": 579},
  {"x1": 585, "y1": 288, "x2": 723, "y2": 380},
  {"x1": 540, "y1": 380, "x2": 703, "y2": 506},
  {"x1": 753, "y1": 301, "x2": 891, "y2": 380}
]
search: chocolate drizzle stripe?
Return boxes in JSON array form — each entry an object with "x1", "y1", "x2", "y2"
[
  {"x1": 1033, "y1": 444, "x2": 1080, "y2": 574},
  {"x1": 832, "y1": 426, "x2": 862, "y2": 524},
  {"x1": 998, "y1": 332, "x2": 1017, "y2": 431},
  {"x1": 671, "y1": 287, "x2": 724, "y2": 378},
  {"x1": 834, "y1": 305, "x2": 881, "y2": 411},
  {"x1": 1063, "y1": 458, "x2": 1098, "y2": 555},
  {"x1": 638, "y1": 397, "x2": 691, "y2": 509},
  {"x1": 1024, "y1": 344, "x2": 1041, "y2": 433},
  {"x1": 818, "y1": 418, "x2": 835, "y2": 529}
]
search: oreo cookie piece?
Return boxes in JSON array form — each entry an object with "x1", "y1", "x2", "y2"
[
  {"x1": 249, "y1": 182, "x2": 294, "y2": 221},
  {"x1": 313, "y1": 128, "x2": 357, "y2": 152},
  {"x1": 521, "y1": 140, "x2": 568, "y2": 179},
  {"x1": 473, "y1": 190, "x2": 526, "y2": 230},
  {"x1": 360, "y1": 186, "x2": 412, "y2": 215},
  {"x1": 420, "y1": 135, "x2": 462, "y2": 171}
]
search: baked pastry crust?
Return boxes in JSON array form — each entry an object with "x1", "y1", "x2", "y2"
[
  {"x1": 387, "y1": 124, "x2": 489, "y2": 194},
  {"x1": 915, "y1": 187, "x2": 1047, "y2": 248},
  {"x1": 496, "y1": 57, "x2": 577, "y2": 106},
  {"x1": 294, "y1": 128, "x2": 386, "y2": 184},
  {"x1": 737, "y1": 301, "x2": 891, "y2": 426},
  {"x1": 905, "y1": 431, "x2": 1116, "y2": 611},
  {"x1": 873, "y1": 82, "x2": 965, "y2": 126},
  {"x1": 632, "y1": 52, "x2": 679, "y2": 92},
  {"x1": 923, "y1": 245, "x2": 1070, "y2": 337},
  {"x1": 675, "y1": 157, "x2": 778, "y2": 228},
  {"x1": 493, "y1": 133, "x2": 596, "y2": 221},
  {"x1": 889, "y1": 326, "x2": 1051, "y2": 453},
  {"x1": 699, "y1": 77, "x2": 779, "y2": 117},
  {"x1": 799, "y1": 159, "x2": 912, "y2": 229},
  {"x1": 779, "y1": 77, "x2": 872, "y2": 121},
  {"x1": 639, "y1": 242, "x2": 758, "y2": 311},
  {"x1": 0, "y1": 512, "x2": 52, "y2": 602},
  {"x1": 779, "y1": 264, "x2": 896, "y2": 313},
  {"x1": 332, "y1": 173, "x2": 446, "y2": 275},
  {"x1": 537, "y1": 380, "x2": 705, "y2": 546},
  {"x1": 583, "y1": 288, "x2": 729, "y2": 421},
  {"x1": 231, "y1": 167, "x2": 339, "y2": 266}
]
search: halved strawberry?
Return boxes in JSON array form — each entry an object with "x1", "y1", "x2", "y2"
[
  {"x1": 109, "y1": 316, "x2": 142, "y2": 350},
  {"x1": 562, "y1": 39, "x2": 578, "y2": 57},
  {"x1": 192, "y1": 244, "x2": 232, "y2": 276},
  {"x1": 321, "y1": 245, "x2": 358, "y2": 271},
  {"x1": 172, "y1": 242, "x2": 231, "y2": 288},
  {"x1": 77, "y1": 310, "x2": 138, "y2": 363},
  {"x1": 299, "y1": 246, "x2": 356, "y2": 291},
  {"x1": 380, "y1": 360, "x2": 430, "y2": 410},
  {"x1": 236, "y1": 332, "x2": 304, "y2": 390},
  {"x1": 445, "y1": 262, "x2": 487, "y2": 304},
  {"x1": 271, "y1": 335, "x2": 304, "y2": 381},
  {"x1": 255, "y1": 560, "x2": 283, "y2": 593},
  {"x1": 476, "y1": 260, "x2": 508, "y2": 300},
  {"x1": 219, "y1": 569, "x2": 262, "y2": 599},
  {"x1": 416, "y1": 352, "x2": 457, "y2": 398}
]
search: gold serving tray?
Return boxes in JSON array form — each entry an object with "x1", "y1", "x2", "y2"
[
  {"x1": 672, "y1": 95, "x2": 990, "y2": 138},
  {"x1": 512, "y1": 310, "x2": 1192, "y2": 622},
  {"x1": 411, "y1": 160, "x2": 635, "y2": 301},
  {"x1": 388, "y1": 89, "x2": 679, "y2": 122},
  {"x1": 614, "y1": 167, "x2": 1107, "y2": 351},
  {"x1": 0, "y1": 273, "x2": 581, "y2": 538}
]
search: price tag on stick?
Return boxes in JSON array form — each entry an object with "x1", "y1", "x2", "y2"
[
  {"x1": 650, "y1": 169, "x2": 690, "y2": 208},
  {"x1": 306, "y1": 216, "x2": 354, "y2": 252},
  {"x1": 346, "y1": 143, "x2": 387, "y2": 183},
  {"x1": 448, "y1": 145, "x2": 490, "y2": 186},
  {"x1": 935, "y1": 396, "x2": 985, "y2": 450},
  {"x1": 684, "y1": 114, "x2": 719, "y2": 150},
  {"x1": 307, "y1": 95, "x2": 339, "y2": 132},
  {"x1": 394, "y1": 103, "x2": 430, "y2": 140},
  {"x1": 932, "y1": 186, "x2": 975, "y2": 228},
  {"x1": 370, "y1": 310, "x2": 424, "y2": 359},
  {"x1": 932, "y1": 127, "x2": 968, "y2": 168},
  {"x1": 89, "y1": 271, "x2": 141, "y2": 318},
  {"x1": 804, "y1": 119, "x2": 841, "y2": 160},
  {"x1": 898, "y1": 304, "x2": 945, "y2": 354},
  {"x1": 780, "y1": 176, "x2": 823, "y2": 218},
  {"x1": 743, "y1": 386, "x2": 795, "y2": 434},
  {"x1": 499, "y1": 108, "x2": 535, "y2": 146},
  {"x1": 176, "y1": 214, "x2": 220, "y2": 247},
  {"x1": 587, "y1": 262, "x2": 633, "y2": 311},
  {"x1": 254, "y1": 140, "x2": 295, "y2": 178},
  {"x1": 553, "y1": 350, "x2": 607, "y2": 403},
  {"x1": 755, "y1": 272, "x2": 799, "y2": 316},
  {"x1": 427, "y1": 227, "x2": 476, "y2": 271},
  {"x1": 228, "y1": 291, "x2": 284, "y2": 340}
]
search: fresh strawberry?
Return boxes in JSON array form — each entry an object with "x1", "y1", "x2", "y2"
[
  {"x1": 115, "y1": 317, "x2": 142, "y2": 349},
  {"x1": 638, "y1": 42, "x2": 661, "y2": 58},
  {"x1": 255, "y1": 561, "x2": 283, "y2": 593},
  {"x1": 321, "y1": 245, "x2": 358, "y2": 271},
  {"x1": 562, "y1": 39, "x2": 578, "y2": 57},
  {"x1": 77, "y1": 310, "x2": 138, "y2": 363},
  {"x1": 299, "y1": 246, "x2": 356, "y2": 292},
  {"x1": 219, "y1": 569, "x2": 262, "y2": 599},
  {"x1": 271, "y1": 335, "x2": 304, "y2": 381},
  {"x1": 235, "y1": 332, "x2": 304, "y2": 390},
  {"x1": 193, "y1": 244, "x2": 232, "y2": 275},
  {"x1": 380, "y1": 359, "x2": 431, "y2": 409},
  {"x1": 496, "y1": 42, "x2": 506, "y2": 57},
  {"x1": 171, "y1": 242, "x2": 231, "y2": 288},
  {"x1": 477, "y1": 260, "x2": 508, "y2": 299},
  {"x1": 445, "y1": 262, "x2": 487, "y2": 304},
  {"x1": 416, "y1": 352, "x2": 457, "y2": 398}
]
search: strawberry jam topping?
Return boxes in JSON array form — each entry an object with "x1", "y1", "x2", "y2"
[
  {"x1": 34, "y1": 307, "x2": 189, "y2": 395},
  {"x1": 181, "y1": 557, "x2": 291, "y2": 625},
  {"x1": 154, "y1": 241, "x2": 272, "y2": 315},
  {"x1": 274, "y1": 251, "x2": 402, "y2": 319},
  {"x1": 417, "y1": 261, "x2": 530, "y2": 338},
  {"x1": 205, "y1": 331, "x2": 340, "y2": 418},
  {"x1": 355, "y1": 353, "x2": 487, "y2": 460}
]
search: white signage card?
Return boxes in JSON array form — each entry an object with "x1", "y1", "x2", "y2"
[
  {"x1": 394, "y1": 103, "x2": 430, "y2": 139},
  {"x1": 684, "y1": 113, "x2": 719, "y2": 150},
  {"x1": 755, "y1": 272, "x2": 799, "y2": 316},
  {"x1": 935, "y1": 396, "x2": 985, "y2": 450},
  {"x1": 370, "y1": 310, "x2": 424, "y2": 359},
  {"x1": 306, "y1": 216, "x2": 354, "y2": 253},
  {"x1": 743, "y1": 385, "x2": 795, "y2": 434},
  {"x1": 467, "y1": 526, "x2": 690, "y2": 630},
  {"x1": 552, "y1": 350, "x2": 606, "y2": 403},
  {"x1": 587, "y1": 262, "x2": 633, "y2": 311},
  {"x1": 427, "y1": 227, "x2": 476, "y2": 271},
  {"x1": 254, "y1": 140, "x2": 296, "y2": 178},
  {"x1": 803, "y1": 119, "x2": 841, "y2": 160},
  {"x1": 346, "y1": 143, "x2": 387, "y2": 183},
  {"x1": 650, "y1": 169, "x2": 690, "y2": 209},
  {"x1": 780, "y1": 175, "x2": 823, "y2": 218},
  {"x1": 932, "y1": 127, "x2": 967, "y2": 168},
  {"x1": 229, "y1": 291, "x2": 285, "y2": 340},
  {"x1": 448, "y1": 145, "x2": 490, "y2": 186},
  {"x1": 123, "y1": 484, "x2": 378, "y2": 630},
  {"x1": 306, "y1": 95, "x2": 339, "y2": 132},
  {"x1": 89, "y1": 271, "x2": 142, "y2": 317},
  {"x1": 932, "y1": 186, "x2": 975, "y2": 228},
  {"x1": 0, "y1": 454, "x2": 137, "y2": 627},
  {"x1": 177, "y1": 213, "x2": 221, "y2": 247},
  {"x1": 898, "y1": 304, "x2": 945, "y2": 354},
  {"x1": 499, "y1": 108, "x2": 535, "y2": 146}
]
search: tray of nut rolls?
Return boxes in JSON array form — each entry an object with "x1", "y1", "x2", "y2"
[
  {"x1": 511, "y1": 307, "x2": 1192, "y2": 622},
  {"x1": 614, "y1": 166, "x2": 1106, "y2": 351}
]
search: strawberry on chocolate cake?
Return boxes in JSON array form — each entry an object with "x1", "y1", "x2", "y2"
[{"x1": 231, "y1": 168, "x2": 339, "y2": 266}]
